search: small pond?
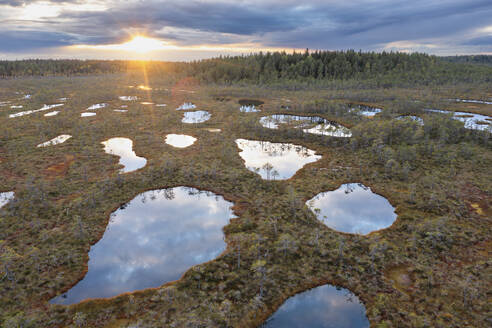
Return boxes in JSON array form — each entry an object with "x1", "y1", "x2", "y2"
[
  {"x1": 349, "y1": 104, "x2": 382, "y2": 117},
  {"x1": 262, "y1": 284, "x2": 369, "y2": 328},
  {"x1": 165, "y1": 134, "x2": 197, "y2": 148},
  {"x1": 37, "y1": 135, "x2": 72, "y2": 148},
  {"x1": 9, "y1": 104, "x2": 64, "y2": 118},
  {"x1": 81, "y1": 112, "x2": 96, "y2": 117},
  {"x1": 239, "y1": 99, "x2": 264, "y2": 107},
  {"x1": 182, "y1": 111, "x2": 211, "y2": 124},
  {"x1": 44, "y1": 111, "x2": 60, "y2": 117},
  {"x1": 235, "y1": 139, "x2": 321, "y2": 180},
  {"x1": 87, "y1": 103, "x2": 107, "y2": 110},
  {"x1": 260, "y1": 114, "x2": 351, "y2": 137},
  {"x1": 101, "y1": 137, "x2": 147, "y2": 173},
  {"x1": 454, "y1": 98, "x2": 492, "y2": 105},
  {"x1": 426, "y1": 109, "x2": 491, "y2": 131},
  {"x1": 176, "y1": 102, "x2": 196, "y2": 110},
  {"x1": 119, "y1": 96, "x2": 137, "y2": 101},
  {"x1": 113, "y1": 109, "x2": 128, "y2": 113},
  {"x1": 156, "y1": 104, "x2": 167, "y2": 107},
  {"x1": 240, "y1": 105, "x2": 260, "y2": 113},
  {"x1": 50, "y1": 187, "x2": 234, "y2": 305},
  {"x1": 396, "y1": 115, "x2": 424, "y2": 125},
  {"x1": 140, "y1": 102, "x2": 153, "y2": 105},
  {"x1": 307, "y1": 183, "x2": 396, "y2": 234},
  {"x1": 0, "y1": 192, "x2": 14, "y2": 209}
]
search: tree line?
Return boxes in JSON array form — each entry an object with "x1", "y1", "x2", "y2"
[{"x1": 1, "y1": 51, "x2": 491, "y2": 86}]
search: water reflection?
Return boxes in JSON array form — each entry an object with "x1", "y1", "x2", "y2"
[
  {"x1": 165, "y1": 134, "x2": 197, "y2": 148},
  {"x1": 182, "y1": 111, "x2": 211, "y2": 123},
  {"x1": 81, "y1": 112, "x2": 96, "y2": 117},
  {"x1": 240, "y1": 105, "x2": 260, "y2": 113},
  {"x1": 260, "y1": 114, "x2": 351, "y2": 137},
  {"x1": 37, "y1": 135, "x2": 72, "y2": 148},
  {"x1": 44, "y1": 111, "x2": 60, "y2": 117},
  {"x1": 50, "y1": 187, "x2": 234, "y2": 305},
  {"x1": 9, "y1": 103, "x2": 64, "y2": 118},
  {"x1": 119, "y1": 96, "x2": 137, "y2": 101},
  {"x1": 235, "y1": 139, "x2": 321, "y2": 180},
  {"x1": 176, "y1": 102, "x2": 196, "y2": 110},
  {"x1": 349, "y1": 104, "x2": 382, "y2": 117},
  {"x1": 113, "y1": 109, "x2": 128, "y2": 113},
  {"x1": 101, "y1": 137, "x2": 147, "y2": 173},
  {"x1": 426, "y1": 109, "x2": 491, "y2": 131},
  {"x1": 0, "y1": 192, "x2": 14, "y2": 209},
  {"x1": 454, "y1": 98, "x2": 492, "y2": 105},
  {"x1": 87, "y1": 103, "x2": 107, "y2": 110},
  {"x1": 307, "y1": 183, "x2": 396, "y2": 234},
  {"x1": 262, "y1": 284, "x2": 369, "y2": 328},
  {"x1": 10, "y1": 105, "x2": 23, "y2": 109}
]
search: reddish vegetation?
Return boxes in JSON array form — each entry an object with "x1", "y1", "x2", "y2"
[{"x1": 44, "y1": 155, "x2": 75, "y2": 178}]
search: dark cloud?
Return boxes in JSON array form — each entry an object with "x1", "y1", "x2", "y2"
[
  {"x1": 462, "y1": 36, "x2": 492, "y2": 46},
  {"x1": 1, "y1": 0, "x2": 491, "y2": 55},
  {"x1": 0, "y1": 30, "x2": 76, "y2": 52}
]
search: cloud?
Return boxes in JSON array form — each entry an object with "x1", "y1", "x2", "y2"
[{"x1": 0, "y1": 0, "x2": 491, "y2": 56}]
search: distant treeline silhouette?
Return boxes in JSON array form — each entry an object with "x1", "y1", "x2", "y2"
[
  {"x1": 441, "y1": 55, "x2": 492, "y2": 66},
  {"x1": 1, "y1": 51, "x2": 491, "y2": 85}
]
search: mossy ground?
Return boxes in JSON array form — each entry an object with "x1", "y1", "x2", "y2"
[{"x1": 0, "y1": 73, "x2": 490, "y2": 327}]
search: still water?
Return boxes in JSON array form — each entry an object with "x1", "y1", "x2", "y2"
[
  {"x1": 165, "y1": 134, "x2": 197, "y2": 148},
  {"x1": 307, "y1": 183, "x2": 396, "y2": 234},
  {"x1": 235, "y1": 139, "x2": 321, "y2": 180},
  {"x1": 50, "y1": 187, "x2": 234, "y2": 305},
  {"x1": 262, "y1": 284, "x2": 369, "y2": 328},
  {"x1": 9, "y1": 103, "x2": 64, "y2": 118},
  {"x1": 260, "y1": 115, "x2": 351, "y2": 137},
  {"x1": 101, "y1": 137, "x2": 147, "y2": 173},
  {"x1": 349, "y1": 104, "x2": 382, "y2": 117},
  {"x1": 0, "y1": 192, "x2": 14, "y2": 209},
  {"x1": 37, "y1": 135, "x2": 72, "y2": 148},
  {"x1": 182, "y1": 111, "x2": 211, "y2": 123}
]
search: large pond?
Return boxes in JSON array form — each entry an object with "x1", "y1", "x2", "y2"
[
  {"x1": 101, "y1": 137, "x2": 147, "y2": 173},
  {"x1": 426, "y1": 109, "x2": 491, "y2": 131},
  {"x1": 165, "y1": 134, "x2": 197, "y2": 148},
  {"x1": 262, "y1": 284, "x2": 369, "y2": 328},
  {"x1": 182, "y1": 111, "x2": 211, "y2": 123},
  {"x1": 0, "y1": 192, "x2": 14, "y2": 209},
  {"x1": 51, "y1": 187, "x2": 234, "y2": 305},
  {"x1": 260, "y1": 114, "x2": 351, "y2": 137},
  {"x1": 235, "y1": 139, "x2": 321, "y2": 180},
  {"x1": 307, "y1": 183, "x2": 397, "y2": 234}
]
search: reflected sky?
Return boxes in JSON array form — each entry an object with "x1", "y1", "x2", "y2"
[
  {"x1": 44, "y1": 111, "x2": 60, "y2": 117},
  {"x1": 36, "y1": 134, "x2": 72, "y2": 148},
  {"x1": 240, "y1": 105, "x2": 261, "y2": 113},
  {"x1": 260, "y1": 114, "x2": 351, "y2": 137},
  {"x1": 262, "y1": 284, "x2": 369, "y2": 328},
  {"x1": 307, "y1": 183, "x2": 396, "y2": 234},
  {"x1": 81, "y1": 112, "x2": 96, "y2": 117},
  {"x1": 119, "y1": 96, "x2": 137, "y2": 101},
  {"x1": 235, "y1": 139, "x2": 321, "y2": 180},
  {"x1": 176, "y1": 102, "x2": 196, "y2": 110},
  {"x1": 51, "y1": 187, "x2": 234, "y2": 305},
  {"x1": 426, "y1": 109, "x2": 491, "y2": 131},
  {"x1": 454, "y1": 98, "x2": 492, "y2": 105},
  {"x1": 101, "y1": 137, "x2": 147, "y2": 173},
  {"x1": 349, "y1": 105, "x2": 382, "y2": 117},
  {"x1": 0, "y1": 191, "x2": 14, "y2": 209},
  {"x1": 87, "y1": 103, "x2": 107, "y2": 110},
  {"x1": 165, "y1": 134, "x2": 197, "y2": 148},
  {"x1": 9, "y1": 103, "x2": 63, "y2": 118},
  {"x1": 396, "y1": 115, "x2": 424, "y2": 125},
  {"x1": 182, "y1": 111, "x2": 211, "y2": 123}
]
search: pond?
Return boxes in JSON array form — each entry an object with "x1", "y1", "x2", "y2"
[
  {"x1": 119, "y1": 96, "x2": 137, "y2": 101},
  {"x1": 37, "y1": 135, "x2": 72, "y2": 148},
  {"x1": 262, "y1": 284, "x2": 369, "y2": 328},
  {"x1": 81, "y1": 112, "x2": 96, "y2": 117},
  {"x1": 349, "y1": 104, "x2": 382, "y2": 117},
  {"x1": 50, "y1": 187, "x2": 234, "y2": 305},
  {"x1": 307, "y1": 183, "x2": 397, "y2": 234},
  {"x1": 239, "y1": 99, "x2": 264, "y2": 107},
  {"x1": 44, "y1": 111, "x2": 60, "y2": 117},
  {"x1": 87, "y1": 103, "x2": 107, "y2": 110},
  {"x1": 240, "y1": 105, "x2": 261, "y2": 113},
  {"x1": 260, "y1": 114, "x2": 352, "y2": 137},
  {"x1": 140, "y1": 102, "x2": 154, "y2": 105},
  {"x1": 165, "y1": 134, "x2": 197, "y2": 148},
  {"x1": 182, "y1": 111, "x2": 211, "y2": 123},
  {"x1": 454, "y1": 98, "x2": 492, "y2": 105},
  {"x1": 176, "y1": 102, "x2": 196, "y2": 110},
  {"x1": 0, "y1": 192, "x2": 14, "y2": 209},
  {"x1": 101, "y1": 137, "x2": 147, "y2": 173},
  {"x1": 426, "y1": 109, "x2": 491, "y2": 131},
  {"x1": 9, "y1": 103, "x2": 64, "y2": 118},
  {"x1": 235, "y1": 139, "x2": 321, "y2": 180},
  {"x1": 113, "y1": 109, "x2": 128, "y2": 113}
]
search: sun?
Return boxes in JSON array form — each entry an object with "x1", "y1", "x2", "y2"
[{"x1": 118, "y1": 36, "x2": 167, "y2": 53}]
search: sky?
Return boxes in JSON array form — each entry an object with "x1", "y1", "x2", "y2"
[{"x1": 0, "y1": 0, "x2": 491, "y2": 61}]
